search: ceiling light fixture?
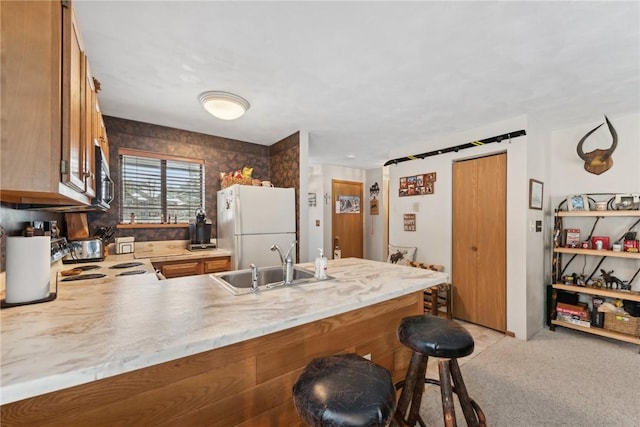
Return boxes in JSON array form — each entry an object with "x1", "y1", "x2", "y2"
[{"x1": 199, "y1": 91, "x2": 250, "y2": 120}]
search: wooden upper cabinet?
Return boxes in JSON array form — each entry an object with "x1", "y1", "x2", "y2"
[
  {"x1": 0, "y1": 1, "x2": 70, "y2": 203},
  {"x1": 82, "y1": 56, "x2": 97, "y2": 198},
  {"x1": 61, "y1": 3, "x2": 86, "y2": 193},
  {"x1": 0, "y1": 0, "x2": 106, "y2": 207},
  {"x1": 97, "y1": 102, "x2": 109, "y2": 163}
]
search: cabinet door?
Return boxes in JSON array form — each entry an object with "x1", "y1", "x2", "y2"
[
  {"x1": 97, "y1": 104, "x2": 109, "y2": 163},
  {"x1": 160, "y1": 261, "x2": 203, "y2": 279},
  {"x1": 61, "y1": 3, "x2": 85, "y2": 192},
  {"x1": 0, "y1": 1, "x2": 62, "y2": 195},
  {"x1": 203, "y1": 257, "x2": 231, "y2": 273},
  {"x1": 82, "y1": 56, "x2": 96, "y2": 197}
]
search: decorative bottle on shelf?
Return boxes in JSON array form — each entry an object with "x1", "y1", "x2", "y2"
[{"x1": 333, "y1": 237, "x2": 341, "y2": 259}]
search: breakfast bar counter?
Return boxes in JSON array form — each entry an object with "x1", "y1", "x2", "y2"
[{"x1": 1, "y1": 258, "x2": 447, "y2": 426}]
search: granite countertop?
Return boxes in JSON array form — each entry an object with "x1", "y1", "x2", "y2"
[{"x1": 0, "y1": 258, "x2": 448, "y2": 405}]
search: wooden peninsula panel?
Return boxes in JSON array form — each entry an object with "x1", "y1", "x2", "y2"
[{"x1": 0, "y1": 291, "x2": 422, "y2": 426}]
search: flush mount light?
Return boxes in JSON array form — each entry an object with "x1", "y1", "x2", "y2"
[{"x1": 199, "y1": 91, "x2": 250, "y2": 120}]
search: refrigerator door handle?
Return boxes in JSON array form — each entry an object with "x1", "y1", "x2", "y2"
[
  {"x1": 236, "y1": 235, "x2": 242, "y2": 270},
  {"x1": 234, "y1": 194, "x2": 242, "y2": 236}
]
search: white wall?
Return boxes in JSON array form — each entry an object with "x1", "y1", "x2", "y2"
[
  {"x1": 364, "y1": 167, "x2": 386, "y2": 261},
  {"x1": 305, "y1": 164, "x2": 367, "y2": 261},
  {"x1": 306, "y1": 164, "x2": 325, "y2": 263},
  {"x1": 387, "y1": 115, "x2": 530, "y2": 339},
  {"x1": 547, "y1": 112, "x2": 640, "y2": 291},
  {"x1": 525, "y1": 116, "x2": 551, "y2": 338},
  {"x1": 298, "y1": 131, "x2": 311, "y2": 262}
]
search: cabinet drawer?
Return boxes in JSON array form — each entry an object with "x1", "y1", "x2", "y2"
[
  {"x1": 161, "y1": 261, "x2": 202, "y2": 279},
  {"x1": 203, "y1": 257, "x2": 230, "y2": 273}
]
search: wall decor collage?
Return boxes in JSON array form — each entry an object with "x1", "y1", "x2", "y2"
[{"x1": 399, "y1": 172, "x2": 436, "y2": 197}]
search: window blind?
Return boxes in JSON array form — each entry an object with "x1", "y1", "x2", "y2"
[{"x1": 120, "y1": 151, "x2": 204, "y2": 224}]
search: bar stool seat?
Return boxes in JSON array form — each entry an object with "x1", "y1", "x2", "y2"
[
  {"x1": 398, "y1": 314, "x2": 474, "y2": 359},
  {"x1": 395, "y1": 315, "x2": 486, "y2": 427},
  {"x1": 293, "y1": 353, "x2": 397, "y2": 427}
]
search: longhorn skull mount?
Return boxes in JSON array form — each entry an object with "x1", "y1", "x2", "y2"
[{"x1": 576, "y1": 115, "x2": 618, "y2": 175}]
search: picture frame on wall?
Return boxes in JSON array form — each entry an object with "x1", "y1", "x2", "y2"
[
  {"x1": 399, "y1": 172, "x2": 437, "y2": 197},
  {"x1": 567, "y1": 194, "x2": 590, "y2": 211},
  {"x1": 528, "y1": 179, "x2": 543, "y2": 210}
]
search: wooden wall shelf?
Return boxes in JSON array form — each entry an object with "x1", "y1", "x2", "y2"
[{"x1": 553, "y1": 247, "x2": 640, "y2": 259}]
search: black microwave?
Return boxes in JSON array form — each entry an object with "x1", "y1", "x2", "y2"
[{"x1": 92, "y1": 146, "x2": 114, "y2": 210}]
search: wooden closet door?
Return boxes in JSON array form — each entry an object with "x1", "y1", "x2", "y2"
[
  {"x1": 452, "y1": 158, "x2": 479, "y2": 323},
  {"x1": 452, "y1": 153, "x2": 506, "y2": 331},
  {"x1": 475, "y1": 154, "x2": 506, "y2": 331}
]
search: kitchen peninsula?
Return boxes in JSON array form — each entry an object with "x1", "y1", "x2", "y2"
[{"x1": 1, "y1": 258, "x2": 447, "y2": 426}]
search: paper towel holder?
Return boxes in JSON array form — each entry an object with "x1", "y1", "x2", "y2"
[{"x1": 1, "y1": 277, "x2": 57, "y2": 309}]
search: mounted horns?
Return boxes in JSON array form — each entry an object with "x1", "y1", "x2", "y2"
[{"x1": 576, "y1": 115, "x2": 618, "y2": 175}]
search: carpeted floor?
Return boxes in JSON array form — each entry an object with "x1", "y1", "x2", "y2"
[{"x1": 417, "y1": 323, "x2": 640, "y2": 426}]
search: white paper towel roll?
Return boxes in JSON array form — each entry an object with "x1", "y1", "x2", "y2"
[{"x1": 6, "y1": 236, "x2": 51, "y2": 304}]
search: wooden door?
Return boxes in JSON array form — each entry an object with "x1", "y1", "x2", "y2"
[
  {"x1": 452, "y1": 153, "x2": 506, "y2": 331},
  {"x1": 331, "y1": 180, "x2": 363, "y2": 258}
]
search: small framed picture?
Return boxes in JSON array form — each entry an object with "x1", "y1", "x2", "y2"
[
  {"x1": 528, "y1": 179, "x2": 543, "y2": 210},
  {"x1": 567, "y1": 195, "x2": 589, "y2": 211}
]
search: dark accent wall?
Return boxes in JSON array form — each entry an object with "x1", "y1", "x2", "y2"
[
  {"x1": 88, "y1": 116, "x2": 271, "y2": 242},
  {"x1": 270, "y1": 132, "x2": 301, "y2": 258}
]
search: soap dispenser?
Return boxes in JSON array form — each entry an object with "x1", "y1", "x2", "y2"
[{"x1": 315, "y1": 248, "x2": 328, "y2": 279}]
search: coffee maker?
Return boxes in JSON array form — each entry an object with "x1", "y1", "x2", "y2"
[{"x1": 188, "y1": 208, "x2": 215, "y2": 251}]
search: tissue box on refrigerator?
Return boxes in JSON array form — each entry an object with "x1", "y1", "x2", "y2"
[{"x1": 115, "y1": 236, "x2": 135, "y2": 254}]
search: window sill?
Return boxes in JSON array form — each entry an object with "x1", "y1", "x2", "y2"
[{"x1": 116, "y1": 223, "x2": 189, "y2": 229}]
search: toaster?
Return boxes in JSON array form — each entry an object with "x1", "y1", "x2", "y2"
[{"x1": 62, "y1": 238, "x2": 104, "y2": 263}]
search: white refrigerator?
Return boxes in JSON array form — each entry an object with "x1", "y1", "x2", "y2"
[{"x1": 217, "y1": 184, "x2": 296, "y2": 270}]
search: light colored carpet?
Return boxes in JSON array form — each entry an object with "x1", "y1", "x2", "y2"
[{"x1": 417, "y1": 324, "x2": 640, "y2": 426}]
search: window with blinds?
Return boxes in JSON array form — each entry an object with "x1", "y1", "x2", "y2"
[{"x1": 119, "y1": 149, "x2": 204, "y2": 224}]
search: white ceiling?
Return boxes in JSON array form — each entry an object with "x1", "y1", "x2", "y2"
[{"x1": 74, "y1": 1, "x2": 640, "y2": 169}]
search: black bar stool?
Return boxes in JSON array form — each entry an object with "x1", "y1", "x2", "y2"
[
  {"x1": 394, "y1": 315, "x2": 486, "y2": 427},
  {"x1": 293, "y1": 353, "x2": 397, "y2": 427}
]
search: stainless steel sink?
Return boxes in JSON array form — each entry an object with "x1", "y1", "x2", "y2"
[{"x1": 210, "y1": 265, "x2": 332, "y2": 295}]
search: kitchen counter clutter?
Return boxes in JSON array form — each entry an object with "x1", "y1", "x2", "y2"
[{"x1": 0, "y1": 258, "x2": 447, "y2": 408}]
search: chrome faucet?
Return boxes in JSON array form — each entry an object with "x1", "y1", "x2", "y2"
[
  {"x1": 270, "y1": 241, "x2": 297, "y2": 285},
  {"x1": 250, "y1": 263, "x2": 258, "y2": 292}
]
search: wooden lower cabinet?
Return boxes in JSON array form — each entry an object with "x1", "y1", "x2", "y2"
[
  {"x1": 153, "y1": 256, "x2": 231, "y2": 279},
  {"x1": 202, "y1": 257, "x2": 231, "y2": 274},
  {"x1": 0, "y1": 292, "x2": 422, "y2": 426}
]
